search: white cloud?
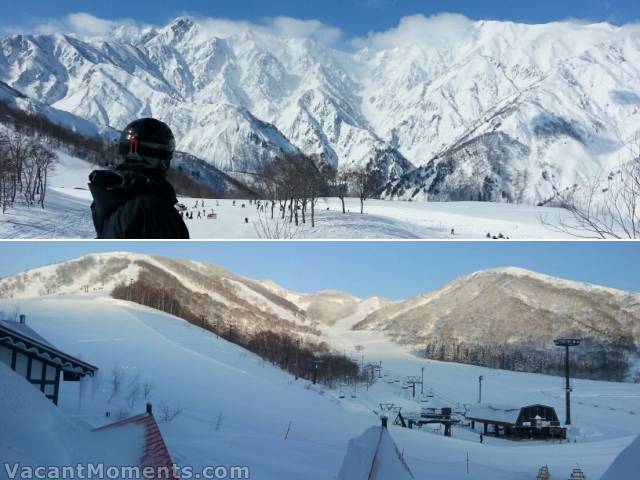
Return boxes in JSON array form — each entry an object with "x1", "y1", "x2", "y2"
[
  {"x1": 66, "y1": 13, "x2": 117, "y2": 37},
  {"x1": 14, "y1": 12, "x2": 343, "y2": 45},
  {"x1": 17, "y1": 12, "x2": 143, "y2": 39},
  {"x1": 266, "y1": 17, "x2": 342, "y2": 44},
  {"x1": 194, "y1": 17, "x2": 254, "y2": 39},
  {"x1": 353, "y1": 13, "x2": 478, "y2": 50},
  {"x1": 187, "y1": 15, "x2": 342, "y2": 44}
]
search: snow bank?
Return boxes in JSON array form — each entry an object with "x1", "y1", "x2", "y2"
[
  {"x1": 600, "y1": 434, "x2": 640, "y2": 480},
  {"x1": 0, "y1": 363, "x2": 141, "y2": 469},
  {"x1": 337, "y1": 425, "x2": 414, "y2": 480}
]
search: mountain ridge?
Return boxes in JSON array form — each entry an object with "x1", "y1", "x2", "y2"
[
  {"x1": 2, "y1": 17, "x2": 639, "y2": 201},
  {"x1": 1, "y1": 253, "x2": 638, "y2": 381}
]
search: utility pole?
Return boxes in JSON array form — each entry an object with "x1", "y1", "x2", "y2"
[
  {"x1": 478, "y1": 375, "x2": 484, "y2": 404},
  {"x1": 295, "y1": 338, "x2": 300, "y2": 380},
  {"x1": 312, "y1": 358, "x2": 324, "y2": 385},
  {"x1": 554, "y1": 338, "x2": 581, "y2": 425},
  {"x1": 406, "y1": 376, "x2": 421, "y2": 399}
]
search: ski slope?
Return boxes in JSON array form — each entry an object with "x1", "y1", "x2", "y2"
[
  {"x1": 1, "y1": 294, "x2": 638, "y2": 479},
  {"x1": 0, "y1": 153, "x2": 581, "y2": 239}
]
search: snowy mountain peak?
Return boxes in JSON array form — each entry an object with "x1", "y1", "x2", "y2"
[
  {"x1": 466, "y1": 267, "x2": 639, "y2": 297},
  {"x1": 4, "y1": 17, "x2": 638, "y2": 199}
]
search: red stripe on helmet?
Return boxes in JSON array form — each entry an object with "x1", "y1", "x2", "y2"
[{"x1": 129, "y1": 133, "x2": 139, "y2": 155}]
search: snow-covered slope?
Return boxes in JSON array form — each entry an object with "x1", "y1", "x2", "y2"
[
  {"x1": 355, "y1": 267, "x2": 640, "y2": 381},
  {"x1": 600, "y1": 433, "x2": 640, "y2": 480},
  {"x1": 0, "y1": 252, "x2": 322, "y2": 337},
  {"x1": 0, "y1": 362, "x2": 144, "y2": 467},
  {"x1": 1, "y1": 294, "x2": 638, "y2": 479},
  {"x1": 0, "y1": 81, "x2": 114, "y2": 139},
  {"x1": 4, "y1": 17, "x2": 638, "y2": 200},
  {"x1": 3, "y1": 254, "x2": 639, "y2": 382}
]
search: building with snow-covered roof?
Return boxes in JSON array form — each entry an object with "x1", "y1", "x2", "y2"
[
  {"x1": 466, "y1": 403, "x2": 566, "y2": 440},
  {"x1": 93, "y1": 404, "x2": 177, "y2": 478},
  {"x1": 0, "y1": 315, "x2": 97, "y2": 404}
]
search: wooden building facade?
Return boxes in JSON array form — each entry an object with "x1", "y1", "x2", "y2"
[{"x1": 0, "y1": 317, "x2": 97, "y2": 404}]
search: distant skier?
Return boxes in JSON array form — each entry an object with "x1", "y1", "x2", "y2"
[
  {"x1": 88, "y1": 118, "x2": 189, "y2": 239},
  {"x1": 480, "y1": 433, "x2": 484, "y2": 444}
]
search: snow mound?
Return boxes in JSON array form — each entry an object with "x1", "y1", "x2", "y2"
[
  {"x1": 0, "y1": 362, "x2": 140, "y2": 467},
  {"x1": 337, "y1": 425, "x2": 414, "y2": 480},
  {"x1": 600, "y1": 434, "x2": 640, "y2": 480}
]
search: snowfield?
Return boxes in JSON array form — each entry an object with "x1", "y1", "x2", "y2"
[
  {"x1": 1, "y1": 294, "x2": 638, "y2": 479},
  {"x1": 0, "y1": 153, "x2": 581, "y2": 239}
]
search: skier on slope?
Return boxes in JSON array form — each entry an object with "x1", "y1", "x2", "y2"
[{"x1": 88, "y1": 118, "x2": 189, "y2": 239}]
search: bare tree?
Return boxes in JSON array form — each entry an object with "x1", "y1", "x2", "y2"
[
  {"x1": 543, "y1": 135, "x2": 640, "y2": 239},
  {"x1": 256, "y1": 153, "x2": 328, "y2": 229},
  {"x1": 158, "y1": 403, "x2": 183, "y2": 423},
  {"x1": 254, "y1": 208, "x2": 303, "y2": 239},
  {"x1": 108, "y1": 364, "x2": 126, "y2": 403},
  {"x1": 347, "y1": 165, "x2": 383, "y2": 214},
  {"x1": 329, "y1": 169, "x2": 349, "y2": 214}
]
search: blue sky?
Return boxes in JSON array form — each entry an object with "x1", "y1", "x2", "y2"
[
  {"x1": 0, "y1": 242, "x2": 637, "y2": 299},
  {"x1": 2, "y1": 0, "x2": 639, "y2": 40}
]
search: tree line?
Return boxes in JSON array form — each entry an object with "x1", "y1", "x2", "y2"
[
  {"x1": 254, "y1": 153, "x2": 384, "y2": 237},
  {"x1": 423, "y1": 336, "x2": 631, "y2": 382},
  {"x1": 112, "y1": 279, "x2": 363, "y2": 386},
  {"x1": 0, "y1": 129, "x2": 57, "y2": 212}
]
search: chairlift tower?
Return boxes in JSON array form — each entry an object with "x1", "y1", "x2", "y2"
[
  {"x1": 406, "y1": 376, "x2": 422, "y2": 399},
  {"x1": 311, "y1": 358, "x2": 324, "y2": 385},
  {"x1": 554, "y1": 338, "x2": 581, "y2": 425}
]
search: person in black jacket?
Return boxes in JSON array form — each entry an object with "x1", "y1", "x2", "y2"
[{"x1": 89, "y1": 118, "x2": 189, "y2": 239}]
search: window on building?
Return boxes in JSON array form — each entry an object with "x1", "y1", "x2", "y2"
[
  {"x1": 14, "y1": 352, "x2": 28, "y2": 376},
  {"x1": 45, "y1": 364, "x2": 57, "y2": 381},
  {"x1": 0, "y1": 345, "x2": 12, "y2": 367},
  {"x1": 30, "y1": 359, "x2": 44, "y2": 381}
]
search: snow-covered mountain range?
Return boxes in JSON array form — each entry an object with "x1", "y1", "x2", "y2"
[
  {"x1": 1, "y1": 253, "x2": 639, "y2": 380},
  {"x1": 2, "y1": 17, "x2": 639, "y2": 201}
]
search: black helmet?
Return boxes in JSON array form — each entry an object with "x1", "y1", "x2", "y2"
[{"x1": 118, "y1": 118, "x2": 175, "y2": 173}]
